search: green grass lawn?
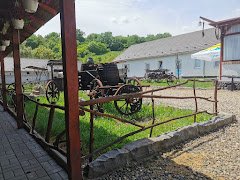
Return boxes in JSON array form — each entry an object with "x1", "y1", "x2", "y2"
[
  {"x1": 141, "y1": 79, "x2": 214, "y2": 89},
  {"x1": 24, "y1": 91, "x2": 212, "y2": 157}
]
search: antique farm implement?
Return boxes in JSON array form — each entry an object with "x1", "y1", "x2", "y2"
[
  {"x1": 79, "y1": 62, "x2": 144, "y2": 115},
  {"x1": 145, "y1": 69, "x2": 178, "y2": 86}
]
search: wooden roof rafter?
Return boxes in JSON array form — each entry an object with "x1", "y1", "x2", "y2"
[{"x1": 0, "y1": 0, "x2": 60, "y2": 58}]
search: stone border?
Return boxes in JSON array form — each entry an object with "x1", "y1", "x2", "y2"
[{"x1": 86, "y1": 114, "x2": 236, "y2": 179}]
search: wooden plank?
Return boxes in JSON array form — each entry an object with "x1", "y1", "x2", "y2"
[{"x1": 60, "y1": 0, "x2": 82, "y2": 179}]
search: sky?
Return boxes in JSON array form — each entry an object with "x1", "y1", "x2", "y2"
[{"x1": 35, "y1": 0, "x2": 240, "y2": 37}]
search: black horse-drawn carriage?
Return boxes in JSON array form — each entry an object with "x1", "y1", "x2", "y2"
[
  {"x1": 7, "y1": 59, "x2": 144, "y2": 115},
  {"x1": 145, "y1": 69, "x2": 178, "y2": 86},
  {"x1": 79, "y1": 62, "x2": 143, "y2": 115}
]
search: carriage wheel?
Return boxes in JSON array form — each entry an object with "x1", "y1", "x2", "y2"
[
  {"x1": 167, "y1": 75, "x2": 178, "y2": 86},
  {"x1": 46, "y1": 81, "x2": 60, "y2": 104},
  {"x1": 114, "y1": 84, "x2": 142, "y2": 115},
  {"x1": 126, "y1": 77, "x2": 142, "y2": 91},
  {"x1": 90, "y1": 79, "x2": 104, "y2": 113},
  {"x1": 7, "y1": 84, "x2": 16, "y2": 108},
  {"x1": 6, "y1": 83, "x2": 25, "y2": 108}
]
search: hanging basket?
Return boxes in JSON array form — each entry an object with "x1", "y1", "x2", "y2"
[
  {"x1": 2, "y1": 40, "x2": 10, "y2": 46},
  {"x1": 0, "y1": 46, "x2": 6, "y2": 51},
  {"x1": 22, "y1": 0, "x2": 39, "y2": 13},
  {"x1": 12, "y1": 19, "x2": 24, "y2": 29}
]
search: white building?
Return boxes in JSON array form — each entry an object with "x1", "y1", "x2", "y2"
[
  {"x1": 114, "y1": 29, "x2": 220, "y2": 78},
  {"x1": 0, "y1": 58, "x2": 82, "y2": 84}
]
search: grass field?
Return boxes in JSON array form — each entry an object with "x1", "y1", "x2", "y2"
[
  {"x1": 141, "y1": 79, "x2": 215, "y2": 89},
  {"x1": 24, "y1": 91, "x2": 212, "y2": 156}
]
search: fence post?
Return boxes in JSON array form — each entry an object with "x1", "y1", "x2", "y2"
[
  {"x1": 149, "y1": 92, "x2": 155, "y2": 137},
  {"x1": 193, "y1": 79, "x2": 198, "y2": 123},
  {"x1": 31, "y1": 99, "x2": 40, "y2": 134},
  {"x1": 89, "y1": 103, "x2": 94, "y2": 162},
  {"x1": 45, "y1": 106, "x2": 55, "y2": 143},
  {"x1": 214, "y1": 80, "x2": 218, "y2": 115}
]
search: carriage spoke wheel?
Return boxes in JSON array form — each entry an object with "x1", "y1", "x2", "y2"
[
  {"x1": 167, "y1": 75, "x2": 178, "y2": 86},
  {"x1": 7, "y1": 84, "x2": 16, "y2": 108},
  {"x1": 114, "y1": 84, "x2": 142, "y2": 115},
  {"x1": 90, "y1": 79, "x2": 104, "y2": 113},
  {"x1": 46, "y1": 81, "x2": 60, "y2": 104},
  {"x1": 126, "y1": 77, "x2": 142, "y2": 91}
]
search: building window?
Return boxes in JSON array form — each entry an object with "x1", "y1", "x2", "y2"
[
  {"x1": 224, "y1": 34, "x2": 240, "y2": 61},
  {"x1": 194, "y1": 59, "x2": 201, "y2": 69},
  {"x1": 145, "y1": 63, "x2": 150, "y2": 71},
  {"x1": 214, "y1": 61, "x2": 220, "y2": 68},
  {"x1": 158, "y1": 61, "x2": 163, "y2": 69},
  {"x1": 124, "y1": 64, "x2": 130, "y2": 72}
]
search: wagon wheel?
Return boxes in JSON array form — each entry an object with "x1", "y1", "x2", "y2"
[
  {"x1": 46, "y1": 81, "x2": 60, "y2": 104},
  {"x1": 7, "y1": 84, "x2": 16, "y2": 108},
  {"x1": 90, "y1": 79, "x2": 104, "y2": 113},
  {"x1": 114, "y1": 84, "x2": 142, "y2": 115},
  {"x1": 167, "y1": 75, "x2": 178, "y2": 86},
  {"x1": 127, "y1": 77, "x2": 142, "y2": 91},
  {"x1": 6, "y1": 83, "x2": 25, "y2": 108}
]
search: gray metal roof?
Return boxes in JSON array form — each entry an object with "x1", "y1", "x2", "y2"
[
  {"x1": 3, "y1": 58, "x2": 82, "y2": 72},
  {"x1": 114, "y1": 28, "x2": 220, "y2": 62},
  {"x1": 4, "y1": 58, "x2": 49, "y2": 72}
]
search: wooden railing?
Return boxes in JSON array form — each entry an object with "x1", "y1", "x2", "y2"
[
  {"x1": 79, "y1": 79, "x2": 218, "y2": 163},
  {"x1": 0, "y1": 79, "x2": 219, "y2": 170}
]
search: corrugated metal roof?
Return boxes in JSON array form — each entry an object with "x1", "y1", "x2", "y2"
[
  {"x1": 3, "y1": 58, "x2": 82, "y2": 72},
  {"x1": 114, "y1": 28, "x2": 220, "y2": 62}
]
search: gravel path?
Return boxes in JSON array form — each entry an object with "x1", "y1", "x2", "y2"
[{"x1": 98, "y1": 89, "x2": 240, "y2": 180}]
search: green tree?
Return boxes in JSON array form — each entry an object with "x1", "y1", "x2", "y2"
[
  {"x1": 76, "y1": 29, "x2": 85, "y2": 43},
  {"x1": 87, "y1": 41, "x2": 109, "y2": 55},
  {"x1": 77, "y1": 43, "x2": 89, "y2": 58},
  {"x1": 20, "y1": 43, "x2": 33, "y2": 58},
  {"x1": 109, "y1": 37, "x2": 124, "y2": 51},
  {"x1": 86, "y1": 33, "x2": 100, "y2": 42},
  {"x1": 25, "y1": 34, "x2": 44, "y2": 49},
  {"x1": 32, "y1": 45, "x2": 55, "y2": 59}
]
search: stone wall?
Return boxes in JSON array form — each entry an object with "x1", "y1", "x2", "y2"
[{"x1": 86, "y1": 114, "x2": 236, "y2": 179}]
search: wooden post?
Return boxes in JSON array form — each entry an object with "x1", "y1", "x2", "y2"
[
  {"x1": 60, "y1": 0, "x2": 82, "y2": 179},
  {"x1": 193, "y1": 80, "x2": 198, "y2": 123},
  {"x1": 214, "y1": 80, "x2": 218, "y2": 115},
  {"x1": 31, "y1": 99, "x2": 39, "y2": 134},
  {"x1": 219, "y1": 32, "x2": 224, "y2": 80},
  {"x1": 45, "y1": 106, "x2": 55, "y2": 143},
  {"x1": 0, "y1": 55, "x2": 7, "y2": 111},
  {"x1": 89, "y1": 103, "x2": 94, "y2": 163},
  {"x1": 149, "y1": 92, "x2": 155, "y2": 137},
  {"x1": 12, "y1": 29, "x2": 24, "y2": 129}
]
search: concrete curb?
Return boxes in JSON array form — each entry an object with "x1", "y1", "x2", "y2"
[{"x1": 87, "y1": 114, "x2": 236, "y2": 179}]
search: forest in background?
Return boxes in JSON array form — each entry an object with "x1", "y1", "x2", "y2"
[{"x1": 20, "y1": 30, "x2": 171, "y2": 63}]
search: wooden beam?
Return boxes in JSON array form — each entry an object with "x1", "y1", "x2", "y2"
[
  {"x1": 12, "y1": 29, "x2": 24, "y2": 129},
  {"x1": 24, "y1": 25, "x2": 36, "y2": 34},
  {"x1": 29, "y1": 15, "x2": 46, "y2": 26},
  {"x1": 0, "y1": 54, "x2": 7, "y2": 111},
  {"x1": 39, "y1": 3, "x2": 58, "y2": 15},
  {"x1": 60, "y1": 0, "x2": 82, "y2": 179}
]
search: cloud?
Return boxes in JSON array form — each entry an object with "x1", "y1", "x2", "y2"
[
  {"x1": 233, "y1": 8, "x2": 240, "y2": 16},
  {"x1": 35, "y1": 0, "x2": 239, "y2": 37}
]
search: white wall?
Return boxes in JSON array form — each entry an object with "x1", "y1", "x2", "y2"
[
  {"x1": 117, "y1": 53, "x2": 219, "y2": 78},
  {"x1": 1, "y1": 71, "x2": 50, "y2": 84},
  {"x1": 222, "y1": 64, "x2": 240, "y2": 81}
]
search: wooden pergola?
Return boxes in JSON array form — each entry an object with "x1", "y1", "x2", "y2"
[
  {"x1": 200, "y1": 16, "x2": 240, "y2": 79},
  {"x1": 0, "y1": 0, "x2": 82, "y2": 179}
]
